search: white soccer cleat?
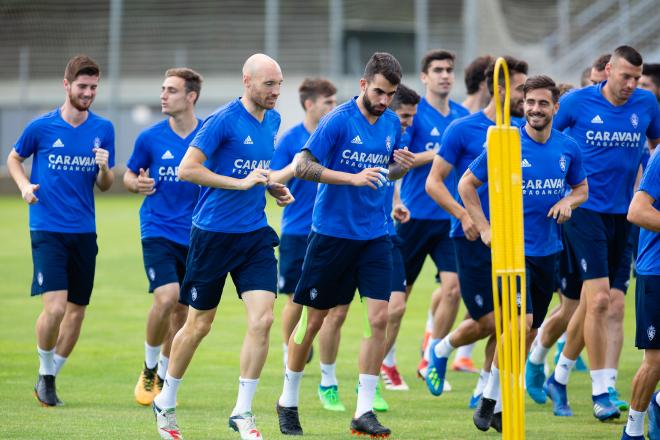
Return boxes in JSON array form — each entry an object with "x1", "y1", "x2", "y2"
[
  {"x1": 229, "y1": 412, "x2": 263, "y2": 439},
  {"x1": 152, "y1": 402, "x2": 183, "y2": 439}
]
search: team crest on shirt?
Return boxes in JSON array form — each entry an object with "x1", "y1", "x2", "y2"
[
  {"x1": 385, "y1": 136, "x2": 392, "y2": 152},
  {"x1": 148, "y1": 267, "x2": 156, "y2": 281},
  {"x1": 559, "y1": 155, "x2": 567, "y2": 173},
  {"x1": 630, "y1": 113, "x2": 639, "y2": 129},
  {"x1": 191, "y1": 286, "x2": 198, "y2": 301},
  {"x1": 93, "y1": 137, "x2": 101, "y2": 149},
  {"x1": 475, "y1": 294, "x2": 484, "y2": 308},
  {"x1": 309, "y1": 288, "x2": 318, "y2": 301},
  {"x1": 37, "y1": 272, "x2": 43, "y2": 286},
  {"x1": 649, "y1": 325, "x2": 656, "y2": 341}
]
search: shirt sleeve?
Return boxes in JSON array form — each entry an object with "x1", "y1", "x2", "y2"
[
  {"x1": 639, "y1": 151, "x2": 660, "y2": 201},
  {"x1": 438, "y1": 121, "x2": 461, "y2": 167},
  {"x1": 104, "y1": 121, "x2": 116, "y2": 169},
  {"x1": 270, "y1": 131, "x2": 295, "y2": 171},
  {"x1": 13, "y1": 119, "x2": 41, "y2": 159},
  {"x1": 646, "y1": 96, "x2": 660, "y2": 141},
  {"x1": 302, "y1": 112, "x2": 339, "y2": 164},
  {"x1": 553, "y1": 93, "x2": 575, "y2": 132},
  {"x1": 126, "y1": 130, "x2": 151, "y2": 173},
  {"x1": 566, "y1": 138, "x2": 587, "y2": 186},
  {"x1": 468, "y1": 148, "x2": 489, "y2": 183},
  {"x1": 190, "y1": 112, "x2": 227, "y2": 159}
]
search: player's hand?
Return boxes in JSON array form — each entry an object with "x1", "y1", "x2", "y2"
[
  {"x1": 479, "y1": 227, "x2": 492, "y2": 248},
  {"x1": 21, "y1": 183, "x2": 40, "y2": 205},
  {"x1": 240, "y1": 168, "x2": 269, "y2": 190},
  {"x1": 393, "y1": 203, "x2": 410, "y2": 223},
  {"x1": 459, "y1": 211, "x2": 480, "y2": 241},
  {"x1": 267, "y1": 182, "x2": 295, "y2": 206},
  {"x1": 137, "y1": 168, "x2": 156, "y2": 195},
  {"x1": 351, "y1": 167, "x2": 389, "y2": 190},
  {"x1": 93, "y1": 147, "x2": 110, "y2": 172},
  {"x1": 392, "y1": 147, "x2": 415, "y2": 170},
  {"x1": 548, "y1": 199, "x2": 572, "y2": 224}
]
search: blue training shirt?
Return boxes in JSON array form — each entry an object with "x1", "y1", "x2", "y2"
[
  {"x1": 401, "y1": 98, "x2": 469, "y2": 220},
  {"x1": 469, "y1": 125, "x2": 586, "y2": 256},
  {"x1": 270, "y1": 123, "x2": 316, "y2": 236},
  {"x1": 553, "y1": 82, "x2": 660, "y2": 214},
  {"x1": 189, "y1": 98, "x2": 281, "y2": 233},
  {"x1": 635, "y1": 150, "x2": 660, "y2": 275},
  {"x1": 126, "y1": 118, "x2": 202, "y2": 246},
  {"x1": 14, "y1": 108, "x2": 115, "y2": 233},
  {"x1": 304, "y1": 98, "x2": 401, "y2": 240}
]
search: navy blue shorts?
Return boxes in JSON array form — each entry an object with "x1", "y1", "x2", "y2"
[
  {"x1": 558, "y1": 232, "x2": 582, "y2": 300},
  {"x1": 142, "y1": 237, "x2": 188, "y2": 293},
  {"x1": 180, "y1": 226, "x2": 279, "y2": 310},
  {"x1": 526, "y1": 253, "x2": 559, "y2": 329},
  {"x1": 390, "y1": 235, "x2": 407, "y2": 293},
  {"x1": 453, "y1": 237, "x2": 494, "y2": 321},
  {"x1": 635, "y1": 274, "x2": 660, "y2": 350},
  {"x1": 562, "y1": 208, "x2": 631, "y2": 283},
  {"x1": 30, "y1": 231, "x2": 98, "y2": 306},
  {"x1": 611, "y1": 226, "x2": 635, "y2": 293},
  {"x1": 294, "y1": 232, "x2": 392, "y2": 310},
  {"x1": 396, "y1": 219, "x2": 457, "y2": 285},
  {"x1": 278, "y1": 234, "x2": 308, "y2": 294}
]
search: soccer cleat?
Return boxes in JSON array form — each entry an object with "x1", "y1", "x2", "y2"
[
  {"x1": 452, "y1": 356, "x2": 478, "y2": 373},
  {"x1": 276, "y1": 403, "x2": 303, "y2": 435},
  {"x1": 135, "y1": 363, "x2": 158, "y2": 405},
  {"x1": 525, "y1": 359, "x2": 547, "y2": 404},
  {"x1": 608, "y1": 387, "x2": 630, "y2": 411},
  {"x1": 469, "y1": 393, "x2": 482, "y2": 409},
  {"x1": 491, "y1": 412, "x2": 502, "y2": 433},
  {"x1": 420, "y1": 329, "x2": 431, "y2": 357},
  {"x1": 229, "y1": 412, "x2": 262, "y2": 440},
  {"x1": 544, "y1": 375, "x2": 573, "y2": 416},
  {"x1": 592, "y1": 392, "x2": 621, "y2": 421},
  {"x1": 34, "y1": 374, "x2": 58, "y2": 407},
  {"x1": 380, "y1": 364, "x2": 409, "y2": 391},
  {"x1": 350, "y1": 411, "x2": 391, "y2": 438},
  {"x1": 425, "y1": 340, "x2": 447, "y2": 396},
  {"x1": 648, "y1": 390, "x2": 660, "y2": 440},
  {"x1": 416, "y1": 358, "x2": 428, "y2": 380},
  {"x1": 620, "y1": 426, "x2": 645, "y2": 439},
  {"x1": 318, "y1": 385, "x2": 346, "y2": 411},
  {"x1": 574, "y1": 354, "x2": 588, "y2": 372},
  {"x1": 152, "y1": 401, "x2": 183, "y2": 440},
  {"x1": 373, "y1": 383, "x2": 389, "y2": 412},
  {"x1": 473, "y1": 397, "x2": 496, "y2": 431},
  {"x1": 156, "y1": 374, "x2": 165, "y2": 394}
]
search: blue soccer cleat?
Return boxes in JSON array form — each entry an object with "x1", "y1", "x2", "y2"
[
  {"x1": 425, "y1": 339, "x2": 447, "y2": 396},
  {"x1": 620, "y1": 426, "x2": 645, "y2": 440},
  {"x1": 609, "y1": 387, "x2": 630, "y2": 411},
  {"x1": 592, "y1": 392, "x2": 621, "y2": 421},
  {"x1": 544, "y1": 375, "x2": 573, "y2": 416},
  {"x1": 526, "y1": 359, "x2": 547, "y2": 404},
  {"x1": 648, "y1": 390, "x2": 660, "y2": 440},
  {"x1": 469, "y1": 393, "x2": 482, "y2": 409}
]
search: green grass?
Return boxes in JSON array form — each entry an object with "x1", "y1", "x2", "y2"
[{"x1": 0, "y1": 194, "x2": 641, "y2": 439}]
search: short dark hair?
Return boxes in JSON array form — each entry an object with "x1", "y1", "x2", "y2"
[
  {"x1": 611, "y1": 45, "x2": 643, "y2": 67},
  {"x1": 421, "y1": 49, "x2": 456, "y2": 74},
  {"x1": 485, "y1": 56, "x2": 529, "y2": 95},
  {"x1": 523, "y1": 75, "x2": 560, "y2": 103},
  {"x1": 64, "y1": 54, "x2": 100, "y2": 83},
  {"x1": 580, "y1": 66, "x2": 592, "y2": 87},
  {"x1": 389, "y1": 83, "x2": 421, "y2": 110},
  {"x1": 642, "y1": 63, "x2": 660, "y2": 88},
  {"x1": 165, "y1": 68, "x2": 203, "y2": 103},
  {"x1": 464, "y1": 55, "x2": 493, "y2": 95},
  {"x1": 364, "y1": 52, "x2": 402, "y2": 86},
  {"x1": 558, "y1": 83, "x2": 576, "y2": 97},
  {"x1": 592, "y1": 53, "x2": 611, "y2": 72},
  {"x1": 298, "y1": 78, "x2": 337, "y2": 110}
]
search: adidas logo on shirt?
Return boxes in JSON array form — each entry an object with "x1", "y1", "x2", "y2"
[
  {"x1": 52, "y1": 138, "x2": 65, "y2": 148},
  {"x1": 350, "y1": 135, "x2": 363, "y2": 144},
  {"x1": 243, "y1": 135, "x2": 253, "y2": 145},
  {"x1": 430, "y1": 127, "x2": 440, "y2": 136},
  {"x1": 521, "y1": 158, "x2": 532, "y2": 168},
  {"x1": 591, "y1": 115, "x2": 604, "y2": 124},
  {"x1": 161, "y1": 150, "x2": 174, "y2": 160}
]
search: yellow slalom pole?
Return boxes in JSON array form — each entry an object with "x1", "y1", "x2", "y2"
[{"x1": 487, "y1": 57, "x2": 527, "y2": 440}]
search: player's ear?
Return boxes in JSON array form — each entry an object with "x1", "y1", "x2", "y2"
[{"x1": 359, "y1": 78, "x2": 368, "y2": 93}]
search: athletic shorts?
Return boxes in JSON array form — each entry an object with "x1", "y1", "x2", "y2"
[
  {"x1": 30, "y1": 231, "x2": 98, "y2": 306},
  {"x1": 558, "y1": 232, "x2": 582, "y2": 300},
  {"x1": 562, "y1": 208, "x2": 631, "y2": 283},
  {"x1": 635, "y1": 274, "x2": 660, "y2": 350},
  {"x1": 611, "y1": 223, "x2": 636, "y2": 293},
  {"x1": 390, "y1": 234, "x2": 407, "y2": 293},
  {"x1": 180, "y1": 226, "x2": 279, "y2": 310},
  {"x1": 294, "y1": 232, "x2": 392, "y2": 310},
  {"x1": 277, "y1": 234, "x2": 308, "y2": 294},
  {"x1": 526, "y1": 253, "x2": 559, "y2": 329},
  {"x1": 142, "y1": 237, "x2": 188, "y2": 293},
  {"x1": 396, "y1": 219, "x2": 456, "y2": 285}
]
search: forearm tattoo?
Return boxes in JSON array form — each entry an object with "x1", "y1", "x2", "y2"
[{"x1": 295, "y1": 150, "x2": 324, "y2": 182}]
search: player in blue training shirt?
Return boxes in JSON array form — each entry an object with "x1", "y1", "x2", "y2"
[
  {"x1": 151, "y1": 54, "x2": 293, "y2": 440},
  {"x1": 276, "y1": 53, "x2": 415, "y2": 439},
  {"x1": 621, "y1": 150, "x2": 660, "y2": 440},
  {"x1": 123, "y1": 68, "x2": 203, "y2": 406},
  {"x1": 458, "y1": 75, "x2": 588, "y2": 431},
  {"x1": 423, "y1": 56, "x2": 528, "y2": 416},
  {"x1": 6, "y1": 55, "x2": 115, "y2": 407},
  {"x1": 380, "y1": 83, "x2": 420, "y2": 392},
  {"x1": 545, "y1": 46, "x2": 660, "y2": 422}
]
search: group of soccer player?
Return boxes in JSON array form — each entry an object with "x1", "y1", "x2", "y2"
[{"x1": 6, "y1": 43, "x2": 660, "y2": 440}]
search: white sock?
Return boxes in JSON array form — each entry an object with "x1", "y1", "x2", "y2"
[
  {"x1": 320, "y1": 362, "x2": 338, "y2": 387},
  {"x1": 434, "y1": 335, "x2": 455, "y2": 359},
  {"x1": 279, "y1": 367, "x2": 303, "y2": 407},
  {"x1": 425, "y1": 338, "x2": 440, "y2": 362},
  {"x1": 456, "y1": 343, "x2": 475, "y2": 359},
  {"x1": 529, "y1": 342, "x2": 551, "y2": 365},
  {"x1": 603, "y1": 368, "x2": 617, "y2": 390},
  {"x1": 282, "y1": 342, "x2": 288, "y2": 367},
  {"x1": 483, "y1": 366, "x2": 500, "y2": 401},
  {"x1": 383, "y1": 345, "x2": 396, "y2": 367},
  {"x1": 656, "y1": 392, "x2": 660, "y2": 407},
  {"x1": 154, "y1": 373, "x2": 181, "y2": 409},
  {"x1": 494, "y1": 394, "x2": 503, "y2": 413},
  {"x1": 355, "y1": 374, "x2": 379, "y2": 418},
  {"x1": 425, "y1": 310, "x2": 433, "y2": 332},
  {"x1": 53, "y1": 353, "x2": 67, "y2": 376},
  {"x1": 157, "y1": 355, "x2": 169, "y2": 380},
  {"x1": 625, "y1": 409, "x2": 646, "y2": 436},
  {"x1": 473, "y1": 369, "x2": 489, "y2": 397},
  {"x1": 554, "y1": 353, "x2": 576, "y2": 385},
  {"x1": 145, "y1": 342, "x2": 161, "y2": 369},
  {"x1": 232, "y1": 377, "x2": 259, "y2": 416},
  {"x1": 37, "y1": 346, "x2": 55, "y2": 376},
  {"x1": 558, "y1": 332, "x2": 567, "y2": 344},
  {"x1": 590, "y1": 369, "x2": 609, "y2": 396}
]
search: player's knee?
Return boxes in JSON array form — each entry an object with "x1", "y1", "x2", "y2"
[
  {"x1": 325, "y1": 310, "x2": 348, "y2": 330},
  {"x1": 44, "y1": 303, "x2": 67, "y2": 322},
  {"x1": 66, "y1": 306, "x2": 86, "y2": 324},
  {"x1": 154, "y1": 294, "x2": 179, "y2": 315},
  {"x1": 306, "y1": 313, "x2": 325, "y2": 334},
  {"x1": 369, "y1": 311, "x2": 389, "y2": 334},
  {"x1": 189, "y1": 317, "x2": 213, "y2": 339},
  {"x1": 388, "y1": 298, "x2": 406, "y2": 321},
  {"x1": 587, "y1": 291, "x2": 610, "y2": 316},
  {"x1": 249, "y1": 310, "x2": 274, "y2": 335},
  {"x1": 608, "y1": 294, "x2": 625, "y2": 321}
]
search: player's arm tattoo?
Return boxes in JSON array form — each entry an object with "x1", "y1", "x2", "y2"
[{"x1": 294, "y1": 150, "x2": 325, "y2": 182}]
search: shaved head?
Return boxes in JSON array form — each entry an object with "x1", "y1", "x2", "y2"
[
  {"x1": 241, "y1": 53, "x2": 283, "y2": 111},
  {"x1": 242, "y1": 53, "x2": 281, "y2": 78}
]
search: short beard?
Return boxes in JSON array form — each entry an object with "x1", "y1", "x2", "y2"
[
  {"x1": 362, "y1": 94, "x2": 385, "y2": 117},
  {"x1": 69, "y1": 93, "x2": 92, "y2": 112}
]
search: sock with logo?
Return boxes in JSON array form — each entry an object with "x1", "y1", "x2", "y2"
[
  {"x1": 320, "y1": 362, "x2": 338, "y2": 387},
  {"x1": 434, "y1": 335, "x2": 456, "y2": 359},
  {"x1": 473, "y1": 369, "x2": 489, "y2": 398},
  {"x1": 153, "y1": 373, "x2": 181, "y2": 409},
  {"x1": 232, "y1": 377, "x2": 259, "y2": 416},
  {"x1": 145, "y1": 342, "x2": 161, "y2": 370},
  {"x1": 625, "y1": 409, "x2": 646, "y2": 437},
  {"x1": 355, "y1": 374, "x2": 379, "y2": 418},
  {"x1": 603, "y1": 368, "x2": 617, "y2": 390},
  {"x1": 554, "y1": 353, "x2": 576, "y2": 385},
  {"x1": 279, "y1": 367, "x2": 303, "y2": 408},
  {"x1": 529, "y1": 341, "x2": 551, "y2": 365},
  {"x1": 483, "y1": 366, "x2": 500, "y2": 401},
  {"x1": 157, "y1": 355, "x2": 169, "y2": 380},
  {"x1": 37, "y1": 346, "x2": 55, "y2": 376},
  {"x1": 590, "y1": 369, "x2": 609, "y2": 396},
  {"x1": 53, "y1": 353, "x2": 67, "y2": 376}
]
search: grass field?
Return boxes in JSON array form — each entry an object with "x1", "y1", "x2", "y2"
[{"x1": 0, "y1": 194, "x2": 641, "y2": 439}]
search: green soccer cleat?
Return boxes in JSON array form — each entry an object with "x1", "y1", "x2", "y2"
[
  {"x1": 318, "y1": 384, "x2": 346, "y2": 411},
  {"x1": 373, "y1": 383, "x2": 389, "y2": 412}
]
